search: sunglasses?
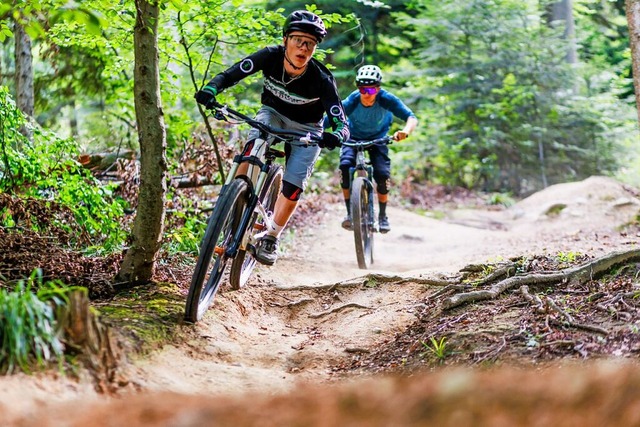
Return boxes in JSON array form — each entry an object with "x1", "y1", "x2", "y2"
[
  {"x1": 288, "y1": 35, "x2": 318, "y2": 50},
  {"x1": 358, "y1": 86, "x2": 379, "y2": 95}
]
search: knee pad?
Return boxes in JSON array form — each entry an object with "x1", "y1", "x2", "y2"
[
  {"x1": 375, "y1": 176, "x2": 390, "y2": 195},
  {"x1": 339, "y1": 165, "x2": 351, "y2": 189},
  {"x1": 282, "y1": 181, "x2": 303, "y2": 201}
]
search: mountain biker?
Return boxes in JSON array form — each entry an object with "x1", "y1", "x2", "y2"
[
  {"x1": 338, "y1": 65, "x2": 418, "y2": 233},
  {"x1": 195, "y1": 10, "x2": 350, "y2": 266}
]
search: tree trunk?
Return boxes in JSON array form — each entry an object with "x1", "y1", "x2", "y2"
[
  {"x1": 115, "y1": 0, "x2": 167, "y2": 285},
  {"x1": 545, "y1": 0, "x2": 578, "y2": 64},
  {"x1": 627, "y1": 0, "x2": 640, "y2": 128},
  {"x1": 14, "y1": 19, "x2": 34, "y2": 139}
]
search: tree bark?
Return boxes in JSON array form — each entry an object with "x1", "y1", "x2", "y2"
[
  {"x1": 115, "y1": 0, "x2": 167, "y2": 285},
  {"x1": 14, "y1": 19, "x2": 34, "y2": 139},
  {"x1": 627, "y1": 0, "x2": 640, "y2": 128}
]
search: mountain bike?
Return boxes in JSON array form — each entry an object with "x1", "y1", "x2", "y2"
[
  {"x1": 184, "y1": 100, "x2": 318, "y2": 323},
  {"x1": 342, "y1": 136, "x2": 392, "y2": 269}
]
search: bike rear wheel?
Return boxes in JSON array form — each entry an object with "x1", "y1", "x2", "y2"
[
  {"x1": 229, "y1": 165, "x2": 283, "y2": 290},
  {"x1": 185, "y1": 179, "x2": 249, "y2": 323},
  {"x1": 351, "y1": 177, "x2": 374, "y2": 269}
]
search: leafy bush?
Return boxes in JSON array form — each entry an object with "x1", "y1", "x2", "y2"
[
  {"x1": 0, "y1": 270, "x2": 79, "y2": 374},
  {"x1": 0, "y1": 87, "x2": 125, "y2": 250}
]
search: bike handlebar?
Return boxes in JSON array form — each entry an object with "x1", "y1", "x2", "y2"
[
  {"x1": 341, "y1": 135, "x2": 393, "y2": 149},
  {"x1": 208, "y1": 100, "x2": 321, "y2": 145}
]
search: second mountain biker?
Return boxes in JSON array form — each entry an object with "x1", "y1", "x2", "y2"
[
  {"x1": 195, "y1": 10, "x2": 350, "y2": 266},
  {"x1": 338, "y1": 65, "x2": 418, "y2": 234}
]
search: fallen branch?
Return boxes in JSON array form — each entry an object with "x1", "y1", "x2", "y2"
[
  {"x1": 309, "y1": 302, "x2": 371, "y2": 318},
  {"x1": 442, "y1": 249, "x2": 640, "y2": 310}
]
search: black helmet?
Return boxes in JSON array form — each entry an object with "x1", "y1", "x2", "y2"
[
  {"x1": 283, "y1": 10, "x2": 327, "y2": 43},
  {"x1": 356, "y1": 65, "x2": 383, "y2": 86}
]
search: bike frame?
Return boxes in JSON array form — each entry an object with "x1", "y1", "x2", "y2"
[
  {"x1": 222, "y1": 140, "x2": 272, "y2": 259},
  {"x1": 343, "y1": 136, "x2": 392, "y2": 231},
  {"x1": 207, "y1": 102, "x2": 317, "y2": 259}
]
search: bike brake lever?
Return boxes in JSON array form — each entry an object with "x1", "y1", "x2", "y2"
[{"x1": 213, "y1": 110, "x2": 226, "y2": 121}]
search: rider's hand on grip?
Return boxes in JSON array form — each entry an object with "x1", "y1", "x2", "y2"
[
  {"x1": 195, "y1": 85, "x2": 218, "y2": 108},
  {"x1": 393, "y1": 130, "x2": 408, "y2": 141},
  {"x1": 319, "y1": 132, "x2": 341, "y2": 150}
]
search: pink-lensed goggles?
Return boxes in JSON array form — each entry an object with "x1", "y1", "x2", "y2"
[{"x1": 358, "y1": 86, "x2": 379, "y2": 95}]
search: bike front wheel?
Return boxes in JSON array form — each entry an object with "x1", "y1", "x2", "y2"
[
  {"x1": 185, "y1": 179, "x2": 249, "y2": 323},
  {"x1": 229, "y1": 165, "x2": 283, "y2": 290},
  {"x1": 351, "y1": 177, "x2": 374, "y2": 269}
]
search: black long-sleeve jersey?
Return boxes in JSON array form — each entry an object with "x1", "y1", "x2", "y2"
[{"x1": 208, "y1": 45, "x2": 350, "y2": 142}]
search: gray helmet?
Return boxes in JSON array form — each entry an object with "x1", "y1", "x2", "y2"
[
  {"x1": 356, "y1": 65, "x2": 382, "y2": 86},
  {"x1": 283, "y1": 10, "x2": 327, "y2": 43}
]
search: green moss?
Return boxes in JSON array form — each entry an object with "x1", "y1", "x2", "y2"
[{"x1": 97, "y1": 282, "x2": 189, "y2": 355}]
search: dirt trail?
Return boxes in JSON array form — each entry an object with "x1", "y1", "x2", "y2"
[
  {"x1": 3, "y1": 176, "x2": 640, "y2": 425},
  {"x1": 128, "y1": 176, "x2": 640, "y2": 395}
]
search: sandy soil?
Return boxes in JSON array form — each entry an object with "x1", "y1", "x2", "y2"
[{"x1": 3, "y1": 175, "x2": 640, "y2": 425}]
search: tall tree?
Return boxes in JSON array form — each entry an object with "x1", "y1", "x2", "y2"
[
  {"x1": 14, "y1": 20, "x2": 33, "y2": 117},
  {"x1": 13, "y1": 19, "x2": 33, "y2": 139},
  {"x1": 115, "y1": 0, "x2": 167, "y2": 284},
  {"x1": 627, "y1": 0, "x2": 640, "y2": 127},
  {"x1": 545, "y1": 0, "x2": 578, "y2": 64}
]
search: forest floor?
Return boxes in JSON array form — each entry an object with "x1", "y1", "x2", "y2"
[{"x1": 3, "y1": 175, "x2": 640, "y2": 426}]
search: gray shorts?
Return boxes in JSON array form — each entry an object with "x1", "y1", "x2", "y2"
[{"x1": 248, "y1": 106, "x2": 322, "y2": 190}]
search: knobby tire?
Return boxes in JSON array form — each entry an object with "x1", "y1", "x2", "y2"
[
  {"x1": 351, "y1": 177, "x2": 374, "y2": 269},
  {"x1": 184, "y1": 179, "x2": 249, "y2": 323},
  {"x1": 229, "y1": 165, "x2": 283, "y2": 290}
]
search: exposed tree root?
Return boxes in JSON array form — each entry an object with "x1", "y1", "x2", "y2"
[
  {"x1": 276, "y1": 273, "x2": 455, "y2": 292},
  {"x1": 309, "y1": 302, "x2": 371, "y2": 318},
  {"x1": 442, "y1": 249, "x2": 640, "y2": 310},
  {"x1": 548, "y1": 318, "x2": 609, "y2": 335},
  {"x1": 269, "y1": 297, "x2": 314, "y2": 308}
]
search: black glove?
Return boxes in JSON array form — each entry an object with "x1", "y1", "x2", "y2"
[
  {"x1": 195, "y1": 85, "x2": 218, "y2": 108},
  {"x1": 319, "y1": 132, "x2": 341, "y2": 150}
]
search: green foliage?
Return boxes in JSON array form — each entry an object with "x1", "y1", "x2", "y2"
[
  {"x1": 420, "y1": 336, "x2": 449, "y2": 363},
  {"x1": 394, "y1": 0, "x2": 636, "y2": 195},
  {"x1": 555, "y1": 251, "x2": 581, "y2": 264},
  {"x1": 0, "y1": 269, "x2": 79, "y2": 374},
  {"x1": 0, "y1": 88, "x2": 125, "y2": 250},
  {"x1": 163, "y1": 210, "x2": 205, "y2": 256}
]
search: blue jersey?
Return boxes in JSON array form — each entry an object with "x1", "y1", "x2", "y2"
[{"x1": 342, "y1": 89, "x2": 416, "y2": 140}]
